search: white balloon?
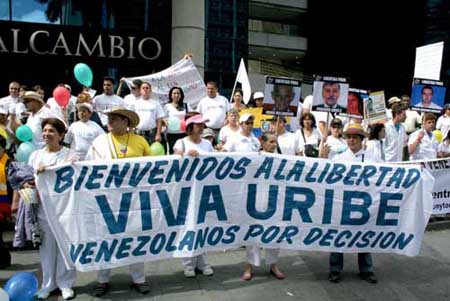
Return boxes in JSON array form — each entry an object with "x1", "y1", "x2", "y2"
[{"x1": 0, "y1": 288, "x2": 9, "y2": 301}]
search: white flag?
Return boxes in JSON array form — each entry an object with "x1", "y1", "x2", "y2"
[{"x1": 235, "y1": 58, "x2": 252, "y2": 104}]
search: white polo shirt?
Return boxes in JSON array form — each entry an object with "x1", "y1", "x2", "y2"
[
  {"x1": 196, "y1": 94, "x2": 230, "y2": 129},
  {"x1": 384, "y1": 120, "x2": 407, "y2": 162},
  {"x1": 92, "y1": 94, "x2": 125, "y2": 126},
  {"x1": 223, "y1": 132, "x2": 260, "y2": 153},
  {"x1": 408, "y1": 129, "x2": 438, "y2": 160}
]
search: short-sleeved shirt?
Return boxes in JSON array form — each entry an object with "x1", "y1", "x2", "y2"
[
  {"x1": 408, "y1": 129, "x2": 438, "y2": 160},
  {"x1": 65, "y1": 120, "x2": 105, "y2": 160},
  {"x1": 384, "y1": 120, "x2": 407, "y2": 162},
  {"x1": 294, "y1": 128, "x2": 322, "y2": 154},
  {"x1": 129, "y1": 98, "x2": 165, "y2": 131},
  {"x1": 277, "y1": 131, "x2": 298, "y2": 155},
  {"x1": 173, "y1": 137, "x2": 213, "y2": 154},
  {"x1": 26, "y1": 106, "x2": 58, "y2": 149},
  {"x1": 164, "y1": 103, "x2": 186, "y2": 134},
  {"x1": 92, "y1": 94, "x2": 125, "y2": 126},
  {"x1": 196, "y1": 95, "x2": 230, "y2": 129},
  {"x1": 436, "y1": 115, "x2": 450, "y2": 140}
]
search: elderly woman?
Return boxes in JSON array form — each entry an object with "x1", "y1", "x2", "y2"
[
  {"x1": 28, "y1": 118, "x2": 77, "y2": 300},
  {"x1": 173, "y1": 115, "x2": 214, "y2": 277},
  {"x1": 218, "y1": 108, "x2": 240, "y2": 145}
]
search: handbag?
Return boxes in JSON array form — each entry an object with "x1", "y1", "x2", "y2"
[{"x1": 301, "y1": 129, "x2": 319, "y2": 158}]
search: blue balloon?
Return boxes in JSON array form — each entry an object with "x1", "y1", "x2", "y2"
[
  {"x1": 16, "y1": 142, "x2": 35, "y2": 163},
  {"x1": 74, "y1": 63, "x2": 93, "y2": 87},
  {"x1": 15, "y1": 125, "x2": 33, "y2": 142},
  {"x1": 4, "y1": 272, "x2": 38, "y2": 301}
]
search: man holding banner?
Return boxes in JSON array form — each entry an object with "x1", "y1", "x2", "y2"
[
  {"x1": 86, "y1": 107, "x2": 151, "y2": 297},
  {"x1": 327, "y1": 124, "x2": 379, "y2": 284}
]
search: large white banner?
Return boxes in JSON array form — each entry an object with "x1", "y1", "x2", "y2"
[
  {"x1": 418, "y1": 158, "x2": 450, "y2": 214},
  {"x1": 123, "y1": 58, "x2": 206, "y2": 108},
  {"x1": 36, "y1": 154, "x2": 433, "y2": 272}
]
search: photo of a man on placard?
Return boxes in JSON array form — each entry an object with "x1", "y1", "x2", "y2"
[
  {"x1": 271, "y1": 84, "x2": 295, "y2": 112},
  {"x1": 417, "y1": 85, "x2": 442, "y2": 110},
  {"x1": 312, "y1": 81, "x2": 348, "y2": 112}
]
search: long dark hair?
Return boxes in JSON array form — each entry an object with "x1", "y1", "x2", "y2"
[
  {"x1": 168, "y1": 87, "x2": 185, "y2": 111},
  {"x1": 368, "y1": 123, "x2": 385, "y2": 140}
]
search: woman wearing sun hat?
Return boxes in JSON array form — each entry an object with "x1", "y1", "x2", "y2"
[{"x1": 85, "y1": 107, "x2": 151, "y2": 297}]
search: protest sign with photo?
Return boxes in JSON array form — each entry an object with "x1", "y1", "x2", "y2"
[
  {"x1": 263, "y1": 76, "x2": 301, "y2": 117},
  {"x1": 37, "y1": 153, "x2": 433, "y2": 272},
  {"x1": 364, "y1": 91, "x2": 387, "y2": 124},
  {"x1": 410, "y1": 78, "x2": 446, "y2": 113},
  {"x1": 312, "y1": 76, "x2": 349, "y2": 114},
  {"x1": 339, "y1": 88, "x2": 368, "y2": 119}
]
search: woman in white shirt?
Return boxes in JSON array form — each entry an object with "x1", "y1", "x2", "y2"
[
  {"x1": 28, "y1": 118, "x2": 77, "y2": 300},
  {"x1": 165, "y1": 87, "x2": 187, "y2": 154},
  {"x1": 365, "y1": 123, "x2": 386, "y2": 162},
  {"x1": 65, "y1": 103, "x2": 105, "y2": 160},
  {"x1": 173, "y1": 115, "x2": 214, "y2": 278},
  {"x1": 241, "y1": 132, "x2": 285, "y2": 281},
  {"x1": 295, "y1": 112, "x2": 322, "y2": 157},
  {"x1": 218, "y1": 108, "x2": 240, "y2": 145},
  {"x1": 320, "y1": 118, "x2": 347, "y2": 159}
]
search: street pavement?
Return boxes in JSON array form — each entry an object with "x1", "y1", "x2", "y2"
[{"x1": 1, "y1": 229, "x2": 450, "y2": 301}]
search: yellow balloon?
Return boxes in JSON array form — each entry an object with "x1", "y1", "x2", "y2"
[{"x1": 433, "y1": 130, "x2": 443, "y2": 143}]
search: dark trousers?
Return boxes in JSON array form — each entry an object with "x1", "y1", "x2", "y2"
[
  {"x1": 167, "y1": 133, "x2": 186, "y2": 154},
  {"x1": 0, "y1": 221, "x2": 11, "y2": 269},
  {"x1": 329, "y1": 252, "x2": 373, "y2": 273}
]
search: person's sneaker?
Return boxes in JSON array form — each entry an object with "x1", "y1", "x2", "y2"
[
  {"x1": 184, "y1": 267, "x2": 196, "y2": 278},
  {"x1": 61, "y1": 288, "x2": 76, "y2": 300},
  {"x1": 199, "y1": 265, "x2": 214, "y2": 276},
  {"x1": 131, "y1": 282, "x2": 150, "y2": 294},
  {"x1": 359, "y1": 272, "x2": 378, "y2": 284},
  {"x1": 328, "y1": 271, "x2": 341, "y2": 283},
  {"x1": 36, "y1": 289, "x2": 51, "y2": 300},
  {"x1": 92, "y1": 283, "x2": 110, "y2": 297}
]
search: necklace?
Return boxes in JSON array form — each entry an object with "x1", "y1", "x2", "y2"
[{"x1": 113, "y1": 133, "x2": 130, "y2": 158}]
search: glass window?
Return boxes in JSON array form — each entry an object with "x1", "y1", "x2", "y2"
[
  {"x1": 12, "y1": 0, "x2": 60, "y2": 24},
  {"x1": 0, "y1": 0, "x2": 10, "y2": 20}
]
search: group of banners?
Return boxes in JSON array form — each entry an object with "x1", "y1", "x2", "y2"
[{"x1": 36, "y1": 153, "x2": 434, "y2": 272}]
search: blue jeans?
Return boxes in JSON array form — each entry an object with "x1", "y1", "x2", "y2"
[{"x1": 329, "y1": 252, "x2": 373, "y2": 273}]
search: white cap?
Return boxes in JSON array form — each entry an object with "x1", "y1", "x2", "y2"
[
  {"x1": 253, "y1": 91, "x2": 264, "y2": 99},
  {"x1": 239, "y1": 113, "x2": 254, "y2": 123},
  {"x1": 388, "y1": 96, "x2": 401, "y2": 105},
  {"x1": 76, "y1": 103, "x2": 93, "y2": 112}
]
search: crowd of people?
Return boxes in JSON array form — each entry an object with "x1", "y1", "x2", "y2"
[{"x1": 0, "y1": 77, "x2": 448, "y2": 300}]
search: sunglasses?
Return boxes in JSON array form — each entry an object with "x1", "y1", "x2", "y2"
[{"x1": 245, "y1": 121, "x2": 254, "y2": 125}]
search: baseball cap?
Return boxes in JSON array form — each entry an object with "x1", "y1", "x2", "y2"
[
  {"x1": 185, "y1": 114, "x2": 209, "y2": 127},
  {"x1": 239, "y1": 113, "x2": 254, "y2": 123},
  {"x1": 253, "y1": 92, "x2": 264, "y2": 99}
]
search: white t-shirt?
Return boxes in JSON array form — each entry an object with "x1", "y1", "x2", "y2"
[
  {"x1": 164, "y1": 103, "x2": 186, "y2": 134},
  {"x1": 45, "y1": 97, "x2": 65, "y2": 120},
  {"x1": 92, "y1": 94, "x2": 125, "y2": 126},
  {"x1": 277, "y1": 131, "x2": 298, "y2": 155},
  {"x1": 0, "y1": 95, "x2": 19, "y2": 114},
  {"x1": 408, "y1": 129, "x2": 438, "y2": 160},
  {"x1": 218, "y1": 125, "x2": 239, "y2": 144},
  {"x1": 436, "y1": 115, "x2": 450, "y2": 140},
  {"x1": 196, "y1": 94, "x2": 230, "y2": 129},
  {"x1": 403, "y1": 109, "x2": 422, "y2": 134},
  {"x1": 223, "y1": 132, "x2": 260, "y2": 153},
  {"x1": 384, "y1": 121, "x2": 407, "y2": 162},
  {"x1": 325, "y1": 135, "x2": 347, "y2": 160},
  {"x1": 295, "y1": 128, "x2": 322, "y2": 154},
  {"x1": 124, "y1": 94, "x2": 140, "y2": 109},
  {"x1": 173, "y1": 137, "x2": 213, "y2": 154},
  {"x1": 26, "y1": 106, "x2": 58, "y2": 149},
  {"x1": 127, "y1": 98, "x2": 165, "y2": 131},
  {"x1": 65, "y1": 120, "x2": 105, "y2": 160}
]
